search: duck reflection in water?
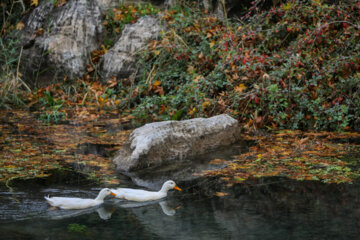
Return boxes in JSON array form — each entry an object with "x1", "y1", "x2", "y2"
[
  {"x1": 46, "y1": 200, "x2": 179, "y2": 220},
  {"x1": 116, "y1": 199, "x2": 180, "y2": 216},
  {"x1": 46, "y1": 205, "x2": 115, "y2": 220}
]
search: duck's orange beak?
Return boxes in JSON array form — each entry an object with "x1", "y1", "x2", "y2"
[
  {"x1": 110, "y1": 192, "x2": 117, "y2": 197},
  {"x1": 173, "y1": 185, "x2": 182, "y2": 191}
]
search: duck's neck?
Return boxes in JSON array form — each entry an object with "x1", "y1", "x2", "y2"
[
  {"x1": 159, "y1": 185, "x2": 170, "y2": 193},
  {"x1": 95, "y1": 190, "x2": 107, "y2": 201}
]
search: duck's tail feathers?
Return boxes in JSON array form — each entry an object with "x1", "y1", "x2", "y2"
[{"x1": 44, "y1": 195, "x2": 54, "y2": 205}]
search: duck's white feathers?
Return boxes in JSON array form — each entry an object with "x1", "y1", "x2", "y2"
[
  {"x1": 111, "y1": 180, "x2": 181, "y2": 202},
  {"x1": 44, "y1": 188, "x2": 116, "y2": 210},
  {"x1": 114, "y1": 189, "x2": 168, "y2": 202},
  {"x1": 44, "y1": 196, "x2": 102, "y2": 210}
]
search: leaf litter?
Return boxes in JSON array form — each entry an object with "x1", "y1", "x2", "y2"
[
  {"x1": 0, "y1": 109, "x2": 130, "y2": 185},
  {"x1": 202, "y1": 130, "x2": 360, "y2": 184},
  {"x1": 2, "y1": 108, "x2": 360, "y2": 186}
]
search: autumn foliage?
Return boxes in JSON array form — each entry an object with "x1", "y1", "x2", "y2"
[
  {"x1": 131, "y1": 0, "x2": 360, "y2": 131},
  {"x1": 1, "y1": 1, "x2": 360, "y2": 184},
  {"x1": 202, "y1": 130, "x2": 360, "y2": 184}
]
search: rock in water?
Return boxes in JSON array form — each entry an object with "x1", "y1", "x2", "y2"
[
  {"x1": 102, "y1": 16, "x2": 162, "y2": 79},
  {"x1": 113, "y1": 114, "x2": 240, "y2": 172}
]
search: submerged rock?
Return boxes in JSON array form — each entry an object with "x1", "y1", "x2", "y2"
[
  {"x1": 102, "y1": 16, "x2": 162, "y2": 79},
  {"x1": 113, "y1": 114, "x2": 240, "y2": 172}
]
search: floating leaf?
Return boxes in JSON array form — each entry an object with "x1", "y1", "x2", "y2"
[
  {"x1": 209, "y1": 158, "x2": 229, "y2": 165},
  {"x1": 215, "y1": 192, "x2": 228, "y2": 197}
]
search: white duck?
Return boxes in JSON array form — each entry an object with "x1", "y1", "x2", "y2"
[
  {"x1": 111, "y1": 180, "x2": 181, "y2": 202},
  {"x1": 44, "y1": 188, "x2": 116, "y2": 210}
]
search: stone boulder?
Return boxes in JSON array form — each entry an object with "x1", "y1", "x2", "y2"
[
  {"x1": 16, "y1": 0, "x2": 251, "y2": 84},
  {"x1": 113, "y1": 114, "x2": 240, "y2": 172},
  {"x1": 101, "y1": 16, "x2": 162, "y2": 79},
  {"x1": 95, "y1": 0, "x2": 119, "y2": 14},
  {"x1": 20, "y1": 0, "x2": 103, "y2": 82}
]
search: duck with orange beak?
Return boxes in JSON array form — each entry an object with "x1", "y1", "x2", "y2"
[{"x1": 111, "y1": 180, "x2": 181, "y2": 202}]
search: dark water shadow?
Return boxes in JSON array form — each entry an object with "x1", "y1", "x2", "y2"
[
  {"x1": 123, "y1": 140, "x2": 254, "y2": 190},
  {"x1": 1, "y1": 176, "x2": 360, "y2": 239}
]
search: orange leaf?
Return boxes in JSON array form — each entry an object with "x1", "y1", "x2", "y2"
[
  {"x1": 202, "y1": 100, "x2": 211, "y2": 109},
  {"x1": 234, "y1": 83, "x2": 246, "y2": 93},
  {"x1": 215, "y1": 192, "x2": 228, "y2": 197},
  {"x1": 37, "y1": 28, "x2": 44, "y2": 36},
  {"x1": 298, "y1": 137, "x2": 309, "y2": 144},
  {"x1": 209, "y1": 158, "x2": 229, "y2": 165},
  {"x1": 153, "y1": 86, "x2": 164, "y2": 95},
  {"x1": 193, "y1": 75, "x2": 203, "y2": 83},
  {"x1": 16, "y1": 22, "x2": 25, "y2": 30},
  {"x1": 188, "y1": 107, "x2": 196, "y2": 116},
  {"x1": 152, "y1": 80, "x2": 161, "y2": 86},
  {"x1": 153, "y1": 50, "x2": 161, "y2": 55},
  {"x1": 31, "y1": 0, "x2": 38, "y2": 6},
  {"x1": 56, "y1": 0, "x2": 67, "y2": 7}
]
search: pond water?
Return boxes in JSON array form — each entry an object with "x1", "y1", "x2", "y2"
[
  {"x1": 2, "y1": 110, "x2": 360, "y2": 239},
  {"x1": 1, "y1": 176, "x2": 360, "y2": 240}
]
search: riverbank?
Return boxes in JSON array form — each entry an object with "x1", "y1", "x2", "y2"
[
  {"x1": 1, "y1": 1, "x2": 360, "y2": 186},
  {"x1": 1, "y1": 108, "x2": 360, "y2": 187}
]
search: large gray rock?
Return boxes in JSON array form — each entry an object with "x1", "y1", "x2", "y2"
[
  {"x1": 95, "y1": 0, "x2": 118, "y2": 14},
  {"x1": 102, "y1": 16, "x2": 162, "y2": 79},
  {"x1": 16, "y1": 0, "x2": 248, "y2": 84},
  {"x1": 20, "y1": 0, "x2": 103, "y2": 81},
  {"x1": 113, "y1": 114, "x2": 240, "y2": 172}
]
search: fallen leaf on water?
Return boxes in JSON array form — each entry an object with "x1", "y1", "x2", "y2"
[
  {"x1": 209, "y1": 158, "x2": 229, "y2": 165},
  {"x1": 215, "y1": 192, "x2": 228, "y2": 197}
]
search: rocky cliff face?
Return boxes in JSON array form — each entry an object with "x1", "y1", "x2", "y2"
[
  {"x1": 102, "y1": 16, "x2": 162, "y2": 79},
  {"x1": 20, "y1": 0, "x2": 103, "y2": 82},
  {"x1": 18, "y1": 0, "x2": 165, "y2": 83},
  {"x1": 17, "y1": 0, "x2": 247, "y2": 84}
]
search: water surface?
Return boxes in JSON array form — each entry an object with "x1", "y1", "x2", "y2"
[{"x1": 1, "y1": 177, "x2": 360, "y2": 240}]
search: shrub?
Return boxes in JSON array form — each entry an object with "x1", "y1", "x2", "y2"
[
  {"x1": 130, "y1": 0, "x2": 360, "y2": 131},
  {"x1": 0, "y1": 37, "x2": 30, "y2": 108}
]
